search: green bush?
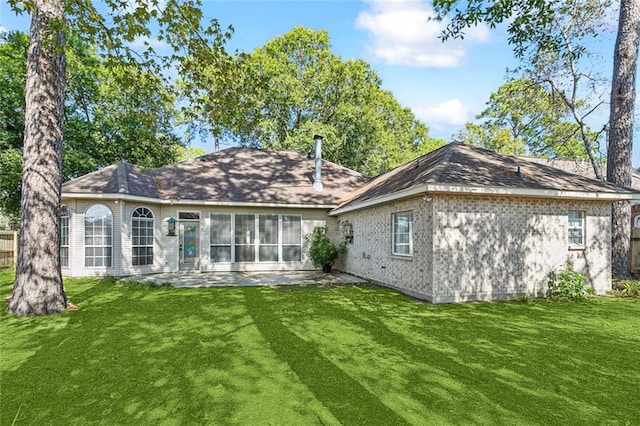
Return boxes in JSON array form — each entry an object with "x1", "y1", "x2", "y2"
[
  {"x1": 547, "y1": 260, "x2": 589, "y2": 301},
  {"x1": 306, "y1": 226, "x2": 346, "y2": 270}
]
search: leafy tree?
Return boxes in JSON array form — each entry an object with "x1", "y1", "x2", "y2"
[
  {"x1": 459, "y1": 78, "x2": 603, "y2": 161},
  {"x1": 5, "y1": 0, "x2": 230, "y2": 315},
  {"x1": 432, "y1": 0, "x2": 638, "y2": 276},
  {"x1": 0, "y1": 32, "x2": 185, "y2": 223},
  {"x1": 180, "y1": 26, "x2": 445, "y2": 176}
]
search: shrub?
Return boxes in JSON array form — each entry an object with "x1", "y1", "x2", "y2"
[
  {"x1": 306, "y1": 226, "x2": 346, "y2": 271},
  {"x1": 547, "y1": 260, "x2": 589, "y2": 301}
]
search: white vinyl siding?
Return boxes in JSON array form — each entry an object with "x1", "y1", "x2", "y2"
[
  {"x1": 392, "y1": 211, "x2": 413, "y2": 256},
  {"x1": 568, "y1": 210, "x2": 585, "y2": 246},
  {"x1": 132, "y1": 207, "x2": 154, "y2": 266},
  {"x1": 85, "y1": 204, "x2": 113, "y2": 267}
]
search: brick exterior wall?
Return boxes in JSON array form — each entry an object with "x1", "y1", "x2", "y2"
[
  {"x1": 337, "y1": 197, "x2": 434, "y2": 300},
  {"x1": 338, "y1": 195, "x2": 612, "y2": 303}
]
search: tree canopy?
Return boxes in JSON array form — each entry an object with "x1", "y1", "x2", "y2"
[
  {"x1": 0, "y1": 30, "x2": 185, "y2": 225},
  {"x1": 179, "y1": 26, "x2": 445, "y2": 176}
]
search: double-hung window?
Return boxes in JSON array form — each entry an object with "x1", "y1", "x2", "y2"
[
  {"x1": 259, "y1": 214, "x2": 279, "y2": 261},
  {"x1": 568, "y1": 210, "x2": 585, "y2": 247},
  {"x1": 235, "y1": 214, "x2": 256, "y2": 262},
  {"x1": 392, "y1": 211, "x2": 413, "y2": 256},
  {"x1": 85, "y1": 204, "x2": 113, "y2": 267},
  {"x1": 132, "y1": 207, "x2": 154, "y2": 266}
]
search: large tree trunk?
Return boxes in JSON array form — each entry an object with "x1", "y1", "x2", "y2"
[
  {"x1": 607, "y1": 0, "x2": 640, "y2": 277},
  {"x1": 6, "y1": 0, "x2": 67, "y2": 315}
]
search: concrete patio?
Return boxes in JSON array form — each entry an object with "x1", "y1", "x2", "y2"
[{"x1": 127, "y1": 270, "x2": 369, "y2": 288}]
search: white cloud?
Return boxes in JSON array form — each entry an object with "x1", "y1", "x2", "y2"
[
  {"x1": 0, "y1": 25, "x2": 7, "y2": 34},
  {"x1": 414, "y1": 98, "x2": 469, "y2": 126},
  {"x1": 355, "y1": 0, "x2": 491, "y2": 68}
]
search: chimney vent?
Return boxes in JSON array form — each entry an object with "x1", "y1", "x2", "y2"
[{"x1": 313, "y1": 135, "x2": 323, "y2": 191}]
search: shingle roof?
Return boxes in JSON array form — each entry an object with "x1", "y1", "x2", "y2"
[
  {"x1": 337, "y1": 142, "x2": 637, "y2": 209},
  {"x1": 518, "y1": 156, "x2": 640, "y2": 189},
  {"x1": 62, "y1": 148, "x2": 370, "y2": 206}
]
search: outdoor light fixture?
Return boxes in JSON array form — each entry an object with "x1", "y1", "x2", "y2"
[{"x1": 166, "y1": 217, "x2": 177, "y2": 236}]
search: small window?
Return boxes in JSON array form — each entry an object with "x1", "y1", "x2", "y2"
[
  {"x1": 60, "y1": 205, "x2": 69, "y2": 267},
  {"x1": 392, "y1": 211, "x2": 413, "y2": 256},
  {"x1": 568, "y1": 210, "x2": 585, "y2": 246},
  {"x1": 179, "y1": 212, "x2": 200, "y2": 220},
  {"x1": 85, "y1": 204, "x2": 113, "y2": 267},
  {"x1": 132, "y1": 207, "x2": 154, "y2": 266}
]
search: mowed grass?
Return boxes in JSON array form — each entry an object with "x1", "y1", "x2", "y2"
[{"x1": 1, "y1": 269, "x2": 639, "y2": 425}]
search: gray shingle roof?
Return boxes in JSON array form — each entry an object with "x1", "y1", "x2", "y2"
[
  {"x1": 62, "y1": 148, "x2": 370, "y2": 206},
  {"x1": 337, "y1": 143, "x2": 637, "y2": 208}
]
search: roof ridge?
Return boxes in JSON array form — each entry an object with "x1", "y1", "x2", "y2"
[{"x1": 427, "y1": 142, "x2": 457, "y2": 183}]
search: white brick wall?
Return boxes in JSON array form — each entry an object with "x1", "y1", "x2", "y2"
[{"x1": 338, "y1": 194, "x2": 612, "y2": 303}]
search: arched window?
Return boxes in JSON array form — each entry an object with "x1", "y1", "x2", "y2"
[
  {"x1": 132, "y1": 207, "x2": 154, "y2": 266},
  {"x1": 85, "y1": 204, "x2": 113, "y2": 267},
  {"x1": 60, "y1": 205, "x2": 69, "y2": 267}
]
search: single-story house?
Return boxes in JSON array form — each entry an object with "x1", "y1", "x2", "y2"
[{"x1": 61, "y1": 141, "x2": 637, "y2": 303}]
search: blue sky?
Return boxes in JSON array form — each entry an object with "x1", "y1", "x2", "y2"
[{"x1": 1, "y1": 0, "x2": 638, "y2": 166}]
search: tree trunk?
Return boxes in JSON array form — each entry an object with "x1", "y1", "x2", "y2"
[
  {"x1": 607, "y1": 0, "x2": 640, "y2": 277},
  {"x1": 6, "y1": 0, "x2": 67, "y2": 315}
]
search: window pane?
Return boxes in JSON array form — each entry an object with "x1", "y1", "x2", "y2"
[
  {"x1": 283, "y1": 246, "x2": 301, "y2": 262},
  {"x1": 259, "y1": 214, "x2": 278, "y2": 245},
  {"x1": 211, "y1": 246, "x2": 231, "y2": 262},
  {"x1": 179, "y1": 212, "x2": 200, "y2": 220},
  {"x1": 235, "y1": 246, "x2": 255, "y2": 262},
  {"x1": 282, "y1": 215, "x2": 301, "y2": 245},
  {"x1": 211, "y1": 214, "x2": 231, "y2": 244},
  {"x1": 235, "y1": 215, "x2": 255, "y2": 245},
  {"x1": 259, "y1": 246, "x2": 278, "y2": 262}
]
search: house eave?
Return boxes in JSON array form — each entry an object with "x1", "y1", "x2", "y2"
[
  {"x1": 329, "y1": 183, "x2": 636, "y2": 216},
  {"x1": 62, "y1": 192, "x2": 337, "y2": 210}
]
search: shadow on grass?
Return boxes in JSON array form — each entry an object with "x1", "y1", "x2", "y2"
[{"x1": 242, "y1": 287, "x2": 410, "y2": 425}]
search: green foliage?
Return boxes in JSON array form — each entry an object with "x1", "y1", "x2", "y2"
[
  {"x1": 612, "y1": 279, "x2": 640, "y2": 297},
  {"x1": 547, "y1": 260, "x2": 589, "y2": 301},
  {"x1": 181, "y1": 26, "x2": 445, "y2": 176},
  {"x1": 305, "y1": 226, "x2": 346, "y2": 269},
  {"x1": 0, "y1": 31, "x2": 188, "y2": 222}
]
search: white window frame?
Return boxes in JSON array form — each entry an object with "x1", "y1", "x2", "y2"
[
  {"x1": 84, "y1": 204, "x2": 113, "y2": 268},
  {"x1": 392, "y1": 211, "x2": 413, "y2": 257},
  {"x1": 258, "y1": 214, "x2": 279, "y2": 262},
  {"x1": 60, "y1": 205, "x2": 69, "y2": 268},
  {"x1": 131, "y1": 207, "x2": 154, "y2": 266},
  {"x1": 568, "y1": 210, "x2": 586, "y2": 247},
  {"x1": 281, "y1": 214, "x2": 302, "y2": 262}
]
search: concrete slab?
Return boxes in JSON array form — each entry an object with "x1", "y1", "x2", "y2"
[{"x1": 126, "y1": 270, "x2": 369, "y2": 288}]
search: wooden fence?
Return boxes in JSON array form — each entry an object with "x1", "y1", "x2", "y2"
[
  {"x1": 631, "y1": 228, "x2": 640, "y2": 275},
  {"x1": 0, "y1": 231, "x2": 17, "y2": 268}
]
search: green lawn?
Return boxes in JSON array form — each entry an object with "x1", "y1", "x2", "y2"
[{"x1": 1, "y1": 269, "x2": 639, "y2": 425}]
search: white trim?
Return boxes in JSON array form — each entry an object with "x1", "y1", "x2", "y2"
[
  {"x1": 330, "y1": 183, "x2": 638, "y2": 216},
  {"x1": 62, "y1": 192, "x2": 337, "y2": 209}
]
